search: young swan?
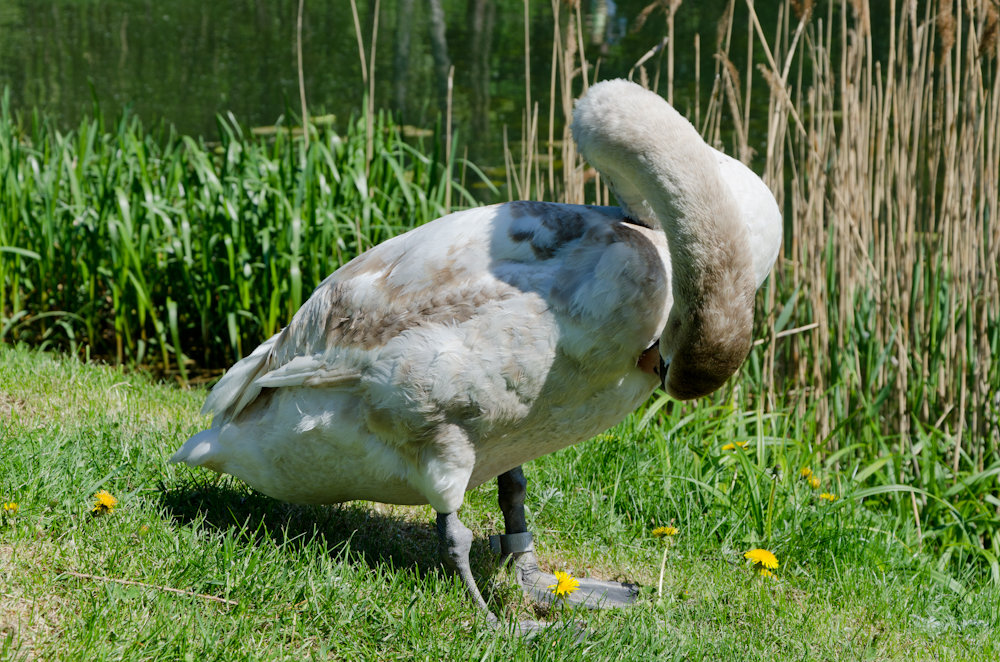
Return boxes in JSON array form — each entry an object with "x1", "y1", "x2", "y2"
[{"x1": 171, "y1": 79, "x2": 781, "y2": 631}]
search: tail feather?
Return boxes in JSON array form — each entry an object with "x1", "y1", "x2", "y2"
[{"x1": 202, "y1": 334, "x2": 279, "y2": 420}]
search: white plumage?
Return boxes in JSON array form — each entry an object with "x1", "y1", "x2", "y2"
[{"x1": 171, "y1": 79, "x2": 782, "y2": 621}]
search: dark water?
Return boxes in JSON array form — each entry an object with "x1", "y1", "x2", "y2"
[{"x1": 1, "y1": 0, "x2": 780, "y2": 171}]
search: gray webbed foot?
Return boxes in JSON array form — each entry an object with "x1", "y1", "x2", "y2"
[
  {"x1": 516, "y1": 554, "x2": 638, "y2": 608},
  {"x1": 494, "y1": 467, "x2": 639, "y2": 610}
]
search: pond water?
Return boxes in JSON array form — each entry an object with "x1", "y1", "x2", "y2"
[{"x1": 1, "y1": 1, "x2": 788, "y2": 175}]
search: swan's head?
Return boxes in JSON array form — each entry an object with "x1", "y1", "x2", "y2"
[
  {"x1": 658, "y1": 313, "x2": 753, "y2": 400},
  {"x1": 572, "y1": 79, "x2": 779, "y2": 400},
  {"x1": 657, "y1": 263, "x2": 756, "y2": 401}
]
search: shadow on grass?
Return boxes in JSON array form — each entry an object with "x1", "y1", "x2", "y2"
[{"x1": 157, "y1": 474, "x2": 510, "y2": 602}]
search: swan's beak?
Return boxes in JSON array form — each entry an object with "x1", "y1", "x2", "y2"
[{"x1": 654, "y1": 355, "x2": 671, "y2": 392}]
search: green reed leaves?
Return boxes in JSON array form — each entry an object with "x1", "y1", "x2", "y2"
[{"x1": 0, "y1": 94, "x2": 484, "y2": 373}]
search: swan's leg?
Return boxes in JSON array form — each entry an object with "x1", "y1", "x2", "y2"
[
  {"x1": 437, "y1": 510, "x2": 558, "y2": 637},
  {"x1": 436, "y1": 511, "x2": 492, "y2": 615},
  {"x1": 494, "y1": 466, "x2": 639, "y2": 609},
  {"x1": 494, "y1": 467, "x2": 541, "y2": 579}
]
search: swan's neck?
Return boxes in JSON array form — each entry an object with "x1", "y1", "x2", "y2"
[
  {"x1": 572, "y1": 81, "x2": 756, "y2": 400},
  {"x1": 648, "y1": 143, "x2": 757, "y2": 398}
]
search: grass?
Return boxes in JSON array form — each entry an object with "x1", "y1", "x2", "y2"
[{"x1": 2, "y1": 344, "x2": 999, "y2": 660}]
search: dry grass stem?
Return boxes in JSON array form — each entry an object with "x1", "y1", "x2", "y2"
[{"x1": 62, "y1": 571, "x2": 239, "y2": 607}]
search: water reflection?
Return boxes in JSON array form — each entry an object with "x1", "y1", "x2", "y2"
[{"x1": 1, "y1": 0, "x2": 759, "y2": 171}]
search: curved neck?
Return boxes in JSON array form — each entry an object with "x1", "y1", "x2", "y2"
[{"x1": 572, "y1": 80, "x2": 756, "y2": 399}]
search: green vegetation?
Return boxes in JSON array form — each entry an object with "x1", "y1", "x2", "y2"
[
  {"x1": 0, "y1": 95, "x2": 485, "y2": 375},
  {"x1": 518, "y1": 0, "x2": 1000, "y2": 586},
  {"x1": 2, "y1": 344, "x2": 998, "y2": 660},
  {"x1": 1, "y1": 0, "x2": 999, "y2": 658}
]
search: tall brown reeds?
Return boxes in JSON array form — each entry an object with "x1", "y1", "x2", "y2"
[{"x1": 524, "y1": 0, "x2": 999, "y2": 470}]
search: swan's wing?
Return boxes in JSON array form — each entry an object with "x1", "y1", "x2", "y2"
[{"x1": 203, "y1": 202, "x2": 670, "y2": 425}]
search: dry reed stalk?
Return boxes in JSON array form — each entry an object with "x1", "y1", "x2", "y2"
[
  {"x1": 349, "y1": 0, "x2": 379, "y2": 174},
  {"x1": 562, "y1": 1, "x2": 586, "y2": 205},
  {"x1": 504, "y1": 0, "x2": 998, "y2": 455},
  {"x1": 547, "y1": 1, "x2": 560, "y2": 198},
  {"x1": 63, "y1": 571, "x2": 239, "y2": 607},
  {"x1": 367, "y1": 0, "x2": 380, "y2": 164},
  {"x1": 717, "y1": 53, "x2": 750, "y2": 160},
  {"x1": 296, "y1": 0, "x2": 309, "y2": 153},
  {"x1": 445, "y1": 65, "x2": 454, "y2": 213},
  {"x1": 667, "y1": 0, "x2": 680, "y2": 104},
  {"x1": 695, "y1": 33, "x2": 701, "y2": 128}
]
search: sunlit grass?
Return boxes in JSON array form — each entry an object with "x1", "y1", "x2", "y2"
[{"x1": 2, "y1": 344, "x2": 998, "y2": 660}]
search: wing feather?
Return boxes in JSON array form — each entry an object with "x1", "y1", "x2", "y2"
[{"x1": 203, "y1": 202, "x2": 670, "y2": 425}]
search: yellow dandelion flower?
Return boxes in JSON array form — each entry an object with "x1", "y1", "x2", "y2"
[
  {"x1": 547, "y1": 571, "x2": 581, "y2": 599},
  {"x1": 721, "y1": 441, "x2": 748, "y2": 451},
  {"x1": 2, "y1": 502, "x2": 17, "y2": 515},
  {"x1": 759, "y1": 568, "x2": 777, "y2": 579},
  {"x1": 92, "y1": 490, "x2": 118, "y2": 514},
  {"x1": 819, "y1": 493, "x2": 838, "y2": 502},
  {"x1": 800, "y1": 467, "x2": 813, "y2": 479},
  {"x1": 808, "y1": 476, "x2": 821, "y2": 489},
  {"x1": 744, "y1": 548, "x2": 779, "y2": 570},
  {"x1": 652, "y1": 526, "x2": 679, "y2": 538}
]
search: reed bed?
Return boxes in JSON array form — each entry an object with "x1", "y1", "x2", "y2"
[
  {"x1": 519, "y1": 0, "x2": 998, "y2": 574},
  {"x1": 0, "y1": 97, "x2": 482, "y2": 377},
  {"x1": 717, "y1": 0, "x2": 998, "y2": 502}
]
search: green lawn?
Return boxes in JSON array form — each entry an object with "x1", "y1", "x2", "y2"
[{"x1": 1, "y1": 344, "x2": 996, "y2": 660}]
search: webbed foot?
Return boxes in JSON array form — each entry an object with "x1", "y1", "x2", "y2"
[
  {"x1": 491, "y1": 533, "x2": 638, "y2": 608},
  {"x1": 494, "y1": 467, "x2": 639, "y2": 610}
]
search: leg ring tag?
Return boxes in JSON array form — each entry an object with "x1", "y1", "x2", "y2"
[{"x1": 488, "y1": 531, "x2": 534, "y2": 555}]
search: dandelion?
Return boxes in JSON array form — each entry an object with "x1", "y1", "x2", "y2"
[
  {"x1": 547, "y1": 571, "x2": 580, "y2": 599},
  {"x1": 744, "y1": 548, "x2": 779, "y2": 570},
  {"x1": 819, "y1": 492, "x2": 838, "y2": 502},
  {"x1": 654, "y1": 526, "x2": 679, "y2": 599},
  {"x1": 808, "y1": 476, "x2": 821, "y2": 490},
  {"x1": 2, "y1": 502, "x2": 17, "y2": 515},
  {"x1": 652, "y1": 525, "x2": 678, "y2": 538},
  {"x1": 800, "y1": 467, "x2": 813, "y2": 479},
  {"x1": 721, "y1": 441, "x2": 748, "y2": 451},
  {"x1": 759, "y1": 568, "x2": 777, "y2": 579},
  {"x1": 92, "y1": 490, "x2": 118, "y2": 514}
]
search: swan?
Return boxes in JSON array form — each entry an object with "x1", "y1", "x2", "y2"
[{"x1": 170, "y1": 79, "x2": 782, "y2": 626}]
